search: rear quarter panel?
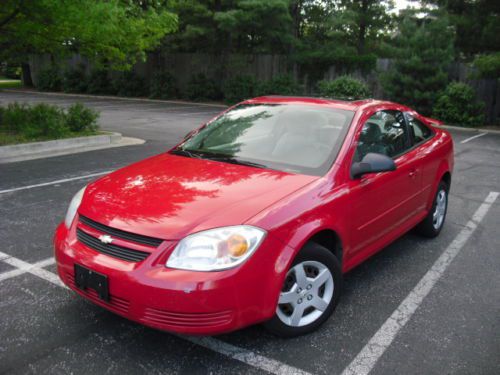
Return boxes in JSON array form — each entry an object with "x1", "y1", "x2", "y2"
[{"x1": 419, "y1": 125, "x2": 454, "y2": 211}]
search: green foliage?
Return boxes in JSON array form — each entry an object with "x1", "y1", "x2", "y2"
[
  {"x1": 86, "y1": 70, "x2": 115, "y2": 95},
  {"x1": 382, "y1": 14, "x2": 454, "y2": 115},
  {"x1": 472, "y1": 53, "x2": 500, "y2": 79},
  {"x1": 113, "y1": 71, "x2": 147, "y2": 97},
  {"x1": 0, "y1": 63, "x2": 21, "y2": 79},
  {"x1": 432, "y1": 82, "x2": 485, "y2": 127},
  {"x1": 0, "y1": 102, "x2": 100, "y2": 144},
  {"x1": 65, "y1": 103, "x2": 99, "y2": 132},
  {"x1": 223, "y1": 75, "x2": 258, "y2": 105},
  {"x1": 166, "y1": 0, "x2": 292, "y2": 54},
  {"x1": 317, "y1": 76, "x2": 370, "y2": 99},
  {"x1": 36, "y1": 68, "x2": 62, "y2": 91},
  {"x1": 186, "y1": 73, "x2": 221, "y2": 101},
  {"x1": 256, "y1": 75, "x2": 302, "y2": 96},
  {"x1": 149, "y1": 71, "x2": 178, "y2": 99},
  {"x1": 62, "y1": 67, "x2": 87, "y2": 93},
  {"x1": 0, "y1": 0, "x2": 178, "y2": 70},
  {"x1": 1, "y1": 102, "x2": 67, "y2": 138}
]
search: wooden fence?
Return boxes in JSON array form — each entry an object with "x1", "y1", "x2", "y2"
[{"x1": 29, "y1": 54, "x2": 498, "y2": 123}]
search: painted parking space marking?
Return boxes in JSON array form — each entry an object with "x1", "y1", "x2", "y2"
[
  {"x1": 341, "y1": 191, "x2": 499, "y2": 375},
  {"x1": 0, "y1": 251, "x2": 311, "y2": 375},
  {"x1": 0, "y1": 252, "x2": 65, "y2": 288},
  {"x1": 460, "y1": 132, "x2": 488, "y2": 144},
  {"x1": 182, "y1": 336, "x2": 312, "y2": 375},
  {"x1": 0, "y1": 171, "x2": 111, "y2": 194},
  {"x1": 0, "y1": 257, "x2": 56, "y2": 282}
]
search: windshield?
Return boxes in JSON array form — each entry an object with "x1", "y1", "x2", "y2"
[{"x1": 172, "y1": 104, "x2": 355, "y2": 176}]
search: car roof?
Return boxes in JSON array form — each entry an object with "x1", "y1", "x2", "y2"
[{"x1": 244, "y1": 96, "x2": 406, "y2": 112}]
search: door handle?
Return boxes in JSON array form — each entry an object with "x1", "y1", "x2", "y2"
[{"x1": 408, "y1": 169, "x2": 417, "y2": 178}]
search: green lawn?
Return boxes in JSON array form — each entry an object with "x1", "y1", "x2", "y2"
[{"x1": 0, "y1": 79, "x2": 23, "y2": 89}]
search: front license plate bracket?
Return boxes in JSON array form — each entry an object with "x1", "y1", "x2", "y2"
[{"x1": 74, "y1": 264, "x2": 110, "y2": 302}]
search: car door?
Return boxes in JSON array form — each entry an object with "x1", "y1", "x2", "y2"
[{"x1": 347, "y1": 109, "x2": 423, "y2": 257}]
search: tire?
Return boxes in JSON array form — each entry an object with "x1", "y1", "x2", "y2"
[
  {"x1": 264, "y1": 242, "x2": 342, "y2": 338},
  {"x1": 415, "y1": 180, "x2": 449, "y2": 238}
]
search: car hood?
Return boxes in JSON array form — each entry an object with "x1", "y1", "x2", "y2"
[{"x1": 78, "y1": 153, "x2": 317, "y2": 240}]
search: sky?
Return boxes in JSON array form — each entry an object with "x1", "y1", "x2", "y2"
[{"x1": 394, "y1": 0, "x2": 419, "y2": 11}]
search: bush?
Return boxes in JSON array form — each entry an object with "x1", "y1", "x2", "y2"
[
  {"x1": 65, "y1": 103, "x2": 99, "y2": 132},
  {"x1": 0, "y1": 102, "x2": 100, "y2": 143},
  {"x1": 1, "y1": 103, "x2": 32, "y2": 134},
  {"x1": 86, "y1": 69, "x2": 115, "y2": 95},
  {"x1": 1, "y1": 103, "x2": 67, "y2": 138},
  {"x1": 62, "y1": 67, "x2": 88, "y2": 93},
  {"x1": 149, "y1": 70, "x2": 177, "y2": 99},
  {"x1": 223, "y1": 75, "x2": 258, "y2": 105},
  {"x1": 185, "y1": 73, "x2": 221, "y2": 101},
  {"x1": 36, "y1": 67, "x2": 62, "y2": 91},
  {"x1": 256, "y1": 75, "x2": 302, "y2": 96},
  {"x1": 113, "y1": 71, "x2": 147, "y2": 97},
  {"x1": 472, "y1": 53, "x2": 500, "y2": 79},
  {"x1": 0, "y1": 63, "x2": 21, "y2": 79},
  {"x1": 432, "y1": 82, "x2": 485, "y2": 127},
  {"x1": 316, "y1": 76, "x2": 370, "y2": 99},
  {"x1": 31, "y1": 104, "x2": 68, "y2": 138}
]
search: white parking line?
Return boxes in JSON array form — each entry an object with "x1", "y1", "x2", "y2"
[
  {"x1": 460, "y1": 132, "x2": 487, "y2": 144},
  {"x1": 341, "y1": 191, "x2": 499, "y2": 375},
  {"x1": 0, "y1": 252, "x2": 64, "y2": 288},
  {"x1": 0, "y1": 171, "x2": 111, "y2": 194},
  {"x1": 0, "y1": 251, "x2": 310, "y2": 375},
  {"x1": 182, "y1": 336, "x2": 312, "y2": 375}
]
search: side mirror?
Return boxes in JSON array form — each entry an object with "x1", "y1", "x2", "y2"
[{"x1": 351, "y1": 153, "x2": 396, "y2": 179}]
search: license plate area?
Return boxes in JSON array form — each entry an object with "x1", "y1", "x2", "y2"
[{"x1": 74, "y1": 264, "x2": 109, "y2": 302}]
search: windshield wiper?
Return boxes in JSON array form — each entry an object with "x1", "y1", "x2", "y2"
[
  {"x1": 206, "y1": 156, "x2": 267, "y2": 169},
  {"x1": 170, "y1": 149, "x2": 203, "y2": 159}
]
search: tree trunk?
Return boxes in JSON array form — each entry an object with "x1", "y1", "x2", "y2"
[{"x1": 21, "y1": 63, "x2": 33, "y2": 87}]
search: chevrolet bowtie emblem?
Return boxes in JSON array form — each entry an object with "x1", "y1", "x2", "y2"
[{"x1": 98, "y1": 234, "x2": 114, "y2": 244}]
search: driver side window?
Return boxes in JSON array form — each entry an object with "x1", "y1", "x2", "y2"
[{"x1": 354, "y1": 110, "x2": 409, "y2": 162}]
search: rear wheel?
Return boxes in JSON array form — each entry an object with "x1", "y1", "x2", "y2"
[
  {"x1": 415, "y1": 180, "x2": 449, "y2": 238},
  {"x1": 264, "y1": 242, "x2": 342, "y2": 337}
]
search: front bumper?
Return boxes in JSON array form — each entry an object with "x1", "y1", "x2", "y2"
[{"x1": 54, "y1": 221, "x2": 293, "y2": 335}]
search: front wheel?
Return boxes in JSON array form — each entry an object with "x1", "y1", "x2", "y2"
[{"x1": 264, "y1": 242, "x2": 342, "y2": 337}]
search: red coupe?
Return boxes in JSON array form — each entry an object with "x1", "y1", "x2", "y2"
[{"x1": 54, "y1": 96, "x2": 453, "y2": 337}]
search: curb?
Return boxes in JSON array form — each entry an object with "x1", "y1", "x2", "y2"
[
  {"x1": 436, "y1": 124, "x2": 500, "y2": 135},
  {"x1": 3, "y1": 89, "x2": 228, "y2": 109},
  {"x1": 0, "y1": 132, "x2": 144, "y2": 163}
]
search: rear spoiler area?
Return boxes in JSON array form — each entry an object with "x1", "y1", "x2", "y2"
[{"x1": 421, "y1": 116, "x2": 444, "y2": 127}]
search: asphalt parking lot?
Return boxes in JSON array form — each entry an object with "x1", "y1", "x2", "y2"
[{"x1": 1, "y1": 90, "x2": 499, "y2": 375}]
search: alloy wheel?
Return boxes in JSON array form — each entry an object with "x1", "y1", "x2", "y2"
[
  {"x1": 276, "y1": 260, "x2": 334, "y2": 327},
  {"x1": 433, "y1": 189, "x2": 447, "y2": 230}
]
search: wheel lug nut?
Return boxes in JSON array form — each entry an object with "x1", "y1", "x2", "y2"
[
  {"x1": 297, "y1": 287, "x2": 302, "y2": 293},
  {"x1": 298, "y1": 298, "x2": 303, "y2": 304},
  {"x1": 306, "y1": 284, "x2": 312, "y2": 290},
  {"x1": 307, "y1": 295, "x2": 313, "y2": 300}
]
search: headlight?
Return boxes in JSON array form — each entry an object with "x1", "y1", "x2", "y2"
[
  {"x1": 64, "y1": 186, "x2": 86, "y2": 228},
  {"x1": 166, "y1": 226, "x2": 266, "y2": 271}
]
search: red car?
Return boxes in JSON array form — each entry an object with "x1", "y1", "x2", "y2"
[{"x1": 54, "y1": 96, "x2": 453, "y2": 337}]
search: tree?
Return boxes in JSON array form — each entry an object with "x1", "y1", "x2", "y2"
[
  {"x1": 163, "y1": 0, "x2": 292, "y2": 54},
  {"x1": 0, "y1": 0, "x2": 177, "y2": 71},
  {"x1": 419, "y1": 0, "x2": 500, "y2": 58},
  {"x1": 334, "y1": 0, "x2": 395, "y2": 55},
  {"x1": 382, "y1": 12, "x2": 455, "y2": 115}
]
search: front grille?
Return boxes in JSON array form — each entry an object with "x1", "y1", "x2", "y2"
[
  {"x1": 77, "y1": 228, "x2": 150, "y2": 262},
  {"x1": 141, "y1": 307, "x2": 233, "y2": 328},
  {"x1": 66, "y1": 272, "x2": 130, "y2": 315},
  {"x1": 79, "y1": 215, "x2": 163, "y2": 247}
]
